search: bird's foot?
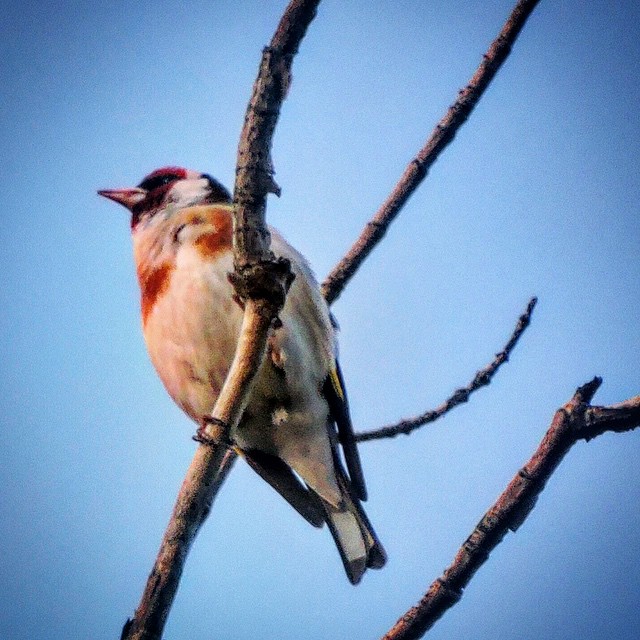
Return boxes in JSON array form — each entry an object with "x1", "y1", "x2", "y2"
[{"x1": 193, "y1": 416, "x2": 232, "y2": 446}]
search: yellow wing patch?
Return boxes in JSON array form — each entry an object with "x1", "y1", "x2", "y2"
[{"x1": 329, "y1": 366, "x2": 345, "y2": 401}]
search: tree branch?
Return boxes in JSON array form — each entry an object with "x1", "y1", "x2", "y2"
[
  {"x1": 321, "y1": 0, "x2": 541, "y2": 305},
  {"x1": 121, "y1": 2, "x2": 321, "y2": 639},
  {"x1": 380, "y1": 378, "x2": 640, "y2": 640},
  {"x1": 234, "y1": 0, "x2": 321, "y2": 267},
  {"x1": 356, "y1": 296, "x2": 537, "y2": 442}
]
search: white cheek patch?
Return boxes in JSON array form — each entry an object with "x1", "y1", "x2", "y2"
[{"x1": 169, "y1": 178, "x2": 210, "y2": 209}]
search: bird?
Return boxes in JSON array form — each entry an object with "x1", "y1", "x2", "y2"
[{"x1": 98, "y1": 166, "x2": 386, "y2": 584}]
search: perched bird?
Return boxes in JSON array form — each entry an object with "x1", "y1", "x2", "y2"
[{"x1": 98, "y1": 167, "x2": 386, "y2": 583}]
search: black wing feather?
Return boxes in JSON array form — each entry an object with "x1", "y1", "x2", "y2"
[
  {"x1": 243, "y1": 448, "x2": 325, "y2": 527},
  {"x1": 322, "y1": 361, "x2": 367, "y2": 501}
]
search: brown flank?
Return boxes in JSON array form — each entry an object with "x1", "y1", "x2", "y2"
[
  {"x1": 194, "y1": 208, "x2": 233, "y2": 259},
  {"x1": 138, "y1": 262, "x2": 174, "y2": 326}
]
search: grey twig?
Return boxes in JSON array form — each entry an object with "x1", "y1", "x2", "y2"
[{"x1": 356, "y1": 297, "x2": 537, "y2": 442}]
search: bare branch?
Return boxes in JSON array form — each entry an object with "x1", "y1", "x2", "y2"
[
  {"x1": 356, "y1": 297, "x2": 537, "y2": 442},
  {"x1": 380, "y1": 378, "x2": 640, "y2": 640},
  {"x1": 120, "y1": 455, "x2": 236, "y2": 640},
  {"x1": 321, "y1": 0, "x2": 542, "y2": 305},
  {"x1": 583, "y1": 396, "x2": 640, "y2": 439},
  {"x1": 121, "y1": 2, "x2": 321, "y2": 638},
  {"x1": 234, "y1": 0, "x2": 321, "y2": 266}
]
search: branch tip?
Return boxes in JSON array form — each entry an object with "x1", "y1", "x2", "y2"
[
  {"x1": 575, "y1": 377, "x2": 603, "y2": 404},
  {"x1": 356, "y1": 296, "x2": 537, "y2": 442}
]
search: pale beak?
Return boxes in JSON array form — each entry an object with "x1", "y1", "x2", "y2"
[{"x1": 97, "y1": 187, "x2": 146, "y2": 211}]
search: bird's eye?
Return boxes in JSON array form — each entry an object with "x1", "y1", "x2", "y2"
[{"x1": 138, "y1": 173, "x2": 181, "y2": 191}]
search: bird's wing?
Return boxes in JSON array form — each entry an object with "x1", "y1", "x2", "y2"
[
  {"x1": 240, "y1": 448, "x2": 325, "y2": 527},
  {"x1": 322, "y1": 361, "x2": 367, "y2": 501}
]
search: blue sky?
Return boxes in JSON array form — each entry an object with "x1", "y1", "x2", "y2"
[{"x1": 2, "y1": 1, "x2": 639, "y2": 639}]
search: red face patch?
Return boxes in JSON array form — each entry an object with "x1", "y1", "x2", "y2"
[
  {"x1": 137, "y1": 167, "x2": 188, "y2": 191},
  {"x1": 130, "y1": 167, "x2": 190, "y2": 229}
]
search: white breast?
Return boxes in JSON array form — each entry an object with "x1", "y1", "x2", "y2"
[{"x1": 143, "y1": 245, "x2": 243, "y2": 422}]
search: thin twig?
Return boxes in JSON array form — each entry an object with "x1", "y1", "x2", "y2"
[
  {"x1": 121, "y1": 2, "x2": 321, "y2": 639},
  {"x1": 381, "y1": 379, "x2": 640, "y2": 640},
  {"x1": 321, "y1": 0, "x2": 542, "y2": 305},
  {"x1": 356, "y1": 297, "x2": 537, "y2": 442}
]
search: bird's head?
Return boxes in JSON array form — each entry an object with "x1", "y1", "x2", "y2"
[{"x1": 98, "y1": 167, "x2": 231, "y2": 229}]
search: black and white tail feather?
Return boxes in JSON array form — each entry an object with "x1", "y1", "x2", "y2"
[{"x1": 243, "y1": 361, "x2": 386, "y2": 584}]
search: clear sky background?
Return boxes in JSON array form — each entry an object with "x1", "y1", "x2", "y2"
[{"x1": 2, "y1": 1, "x2": 639, "y2": 639}]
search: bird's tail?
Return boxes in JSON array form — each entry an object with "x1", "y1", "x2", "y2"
[
  {"x1": 317, "y1": 470, "x2": 386, "y2": 584},
  {"x1": 240, "y1": 444, "x2": 386, "y2": 584}
]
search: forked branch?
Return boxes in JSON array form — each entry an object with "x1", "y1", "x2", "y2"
[
  {"x1": 119, "y1": 3, "x2": 636, "y2": 640},
  {"x1": 381, "y1": 379, "x2": 640, "y2": 640}
]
